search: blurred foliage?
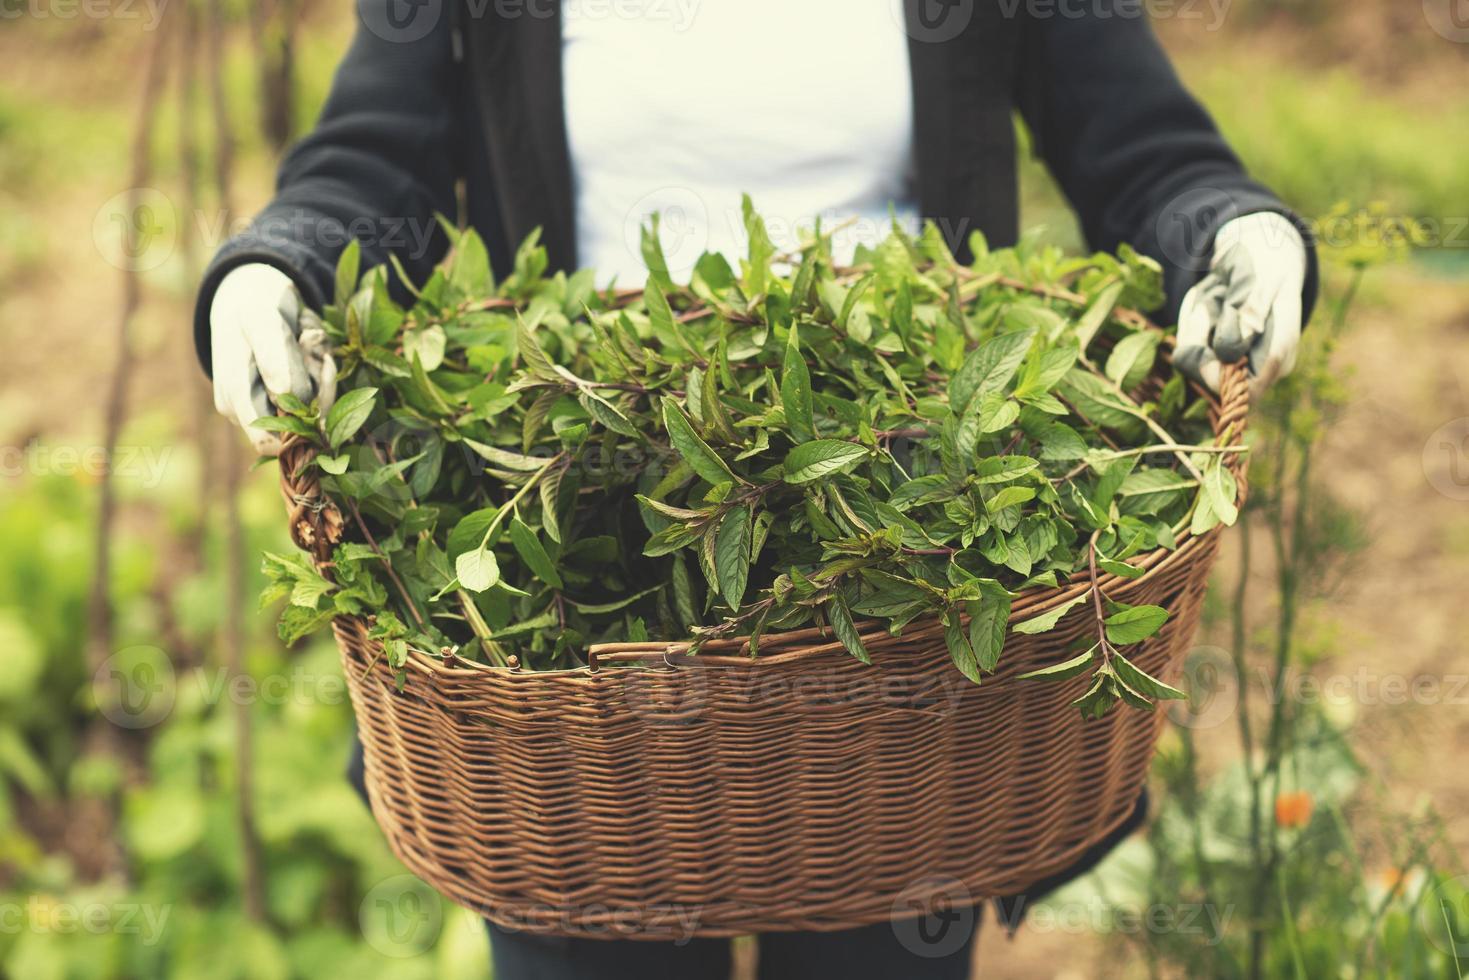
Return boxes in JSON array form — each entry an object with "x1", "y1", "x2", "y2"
[
  {"x1": 1190, "y1": 63, "x2": 1469, "y2": 234},
  {"x1": 1020, "y1": 62, "x2": 1469, "y2": 270},
  {"x1": 1036, "y1": 237, "x2": 1466, "y2": 977},
  {"x1": 0, "y1": 418, "x2": 486, "y2": 978}
]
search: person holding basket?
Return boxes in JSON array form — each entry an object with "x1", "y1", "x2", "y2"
[{"x1": 197, "y1": 1, "x2": 1314, "y2": 976}]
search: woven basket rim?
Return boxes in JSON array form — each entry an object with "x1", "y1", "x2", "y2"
[{"x1": 279, "y1": 356, "x2": 1250, "y2": 682}]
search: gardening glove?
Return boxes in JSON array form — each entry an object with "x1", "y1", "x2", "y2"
[
  {"x1": 1175, "y1": 212, "x2": 1306, "y2": 399},
  {"x1": 210, "y1": 263, "x2": 337, "y2": 455}
]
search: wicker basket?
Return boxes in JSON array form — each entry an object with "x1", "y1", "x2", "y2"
[{"x1": 277, "y1": 361, "x2": 1250, "y2": 939}]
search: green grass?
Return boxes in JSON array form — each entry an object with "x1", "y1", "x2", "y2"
[
  {"x1": 1017, "y1": 50, "x2": 1469, "y2": 276},
  {"x1": 1186, "y1": 58, "x2": 1469, "y2": 227}
]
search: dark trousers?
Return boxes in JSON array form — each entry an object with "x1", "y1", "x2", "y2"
[{"x1": 486, "y1": 908, "x2": 981, "y2": 980}]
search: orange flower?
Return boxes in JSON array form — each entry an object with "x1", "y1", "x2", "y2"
[
  {"x1": 1376, "y1": 867, "x2": 1407, "y2": 898},
  {"x1": 1274, "y1": 791, "x2": 1313, "y2": 829}
]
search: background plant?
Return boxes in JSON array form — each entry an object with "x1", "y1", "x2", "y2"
[{"x1": 1036, "y1": 219, "x2": 1467, "y2": 979}]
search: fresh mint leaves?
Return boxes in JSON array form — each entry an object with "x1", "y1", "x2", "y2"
[{"x1": 261, "y1": 200, "x2": 1240, "y2": 718}]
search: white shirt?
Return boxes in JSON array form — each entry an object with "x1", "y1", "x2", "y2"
[{"x1": 561, "y1": 0, "x2": 918, "y2": 287}]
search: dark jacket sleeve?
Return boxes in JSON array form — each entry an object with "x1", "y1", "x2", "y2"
[
  {"x1": 1017, "y1": 3, "x2": 1318, "y2": 325},
  {"x1": 192, "y1": 0, "x2": 464, "y2": 374}
]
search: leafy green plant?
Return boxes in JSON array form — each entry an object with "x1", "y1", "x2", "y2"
[
  {"x1": 262, "y1": 200, "x2": 1245, "y2": 717},
  {"x1": 1042, "y1": 218, "x2": 1467, "y2": 978},
  {"x1": 0, "y1": 446, "x2": 481, "y2": 980}
]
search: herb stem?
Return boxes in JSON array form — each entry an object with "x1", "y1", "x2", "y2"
[
  {"x1": 955, "y1": 269, "x2": 1160, "y2": 336},
  {"x1": 587, "y1": 381, "x2": 655, "y2": 394},
  {"x1": 1099, "y1": 442, "x2": 1248, "y2": 460},
  {"x1": 1087, "y1": 531, "x2": 1113, "y2": 667},
  {"x1": 344, "y1": 498, "x2": 427, "y2": 631},
  {"x1": 1079, "y1": 356, "x2": 1206, "y2": 483},
  {"x1": 1055, "y1": 442, "x2": 1247, "y2": 483},
  {"x1": 457, "y1": 590, "x2": 507, "y2": 666},
  {"x1": 772, "y1": 215, "x2": 862, "y2": 264},
  {"x1": 477, "y1": 454, "x2": 565, "y2": 550}
]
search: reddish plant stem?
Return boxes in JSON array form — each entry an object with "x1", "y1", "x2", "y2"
[
  {"x1": 1087, "y1": 531, "x2": 1113, "y2": 667},
  {"x1": 344, "y1": 498, "x2": 427, "y2": 630}
]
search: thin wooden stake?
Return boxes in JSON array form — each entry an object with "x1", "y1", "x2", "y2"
[
  {"x1": 78, "y1": 0, "x2": 174, "y2": 884},
  {"x1": 208, "y1": 0, "x2": 267, "y2": 922}
]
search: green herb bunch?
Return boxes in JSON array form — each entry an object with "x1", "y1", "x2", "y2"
[{"x1": 261, "y1": 199, "x2": 1244, "y2": 718}]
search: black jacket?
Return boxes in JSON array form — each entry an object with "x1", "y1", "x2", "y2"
[
  {"x1": 193, "y1": 0, "x2": 1317, "y2": 368},
  {"x1": 214, "y1": 0, "x2": 1317, "y2": 916}
]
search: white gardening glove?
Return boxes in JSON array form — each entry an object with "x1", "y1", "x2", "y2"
[
  {"x1": 1175, "y1": 212, "x2": 1306, "y2": 398},
  {"x1": 210, "y1": 263, "x2": 337, "y2": 455}
]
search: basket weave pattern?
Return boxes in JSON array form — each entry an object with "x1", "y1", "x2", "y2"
[{"x1": 278, "y1": 363, "x2": 1249, "y2": 938}]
